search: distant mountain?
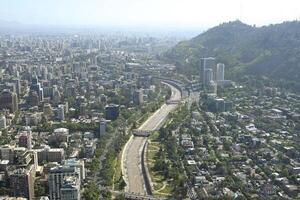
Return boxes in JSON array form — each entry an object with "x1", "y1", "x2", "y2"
[
  {"x1": 165, "y1": 20, "x2": 300, "y2": 85},
  {"x1": 0, "y1": 19, "x2": 22, "y2": 27}
]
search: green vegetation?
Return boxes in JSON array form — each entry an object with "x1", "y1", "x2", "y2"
[
  {"x1": 0, "y1": 129, "x2": 10, "y2": 145},
  {"x1": 165, "y1": 20, "x2": 300, "y2": 92},
  {"x1": 100, "y1": 147, "x2": 121, "y2": 187},
  {"x1": 83, "y1": 181, "x2": 100, "y2": 200},
  {"x1": 34, "y1": 179, "x2": 46, "y2": 198},
  {"x1": 146, "y1": 104, "x2": 190, "y2": 199},
  {"x1": 33, "y1": 121, "x2": 98, "y2": 133},
  {"x1": 147, "y1": 132, "x2": 173, "y2": 196}
]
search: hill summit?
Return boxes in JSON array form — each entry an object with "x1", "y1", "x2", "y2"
[{"x1": 165, "y1": 20, "x2": 300, "y2": 84}]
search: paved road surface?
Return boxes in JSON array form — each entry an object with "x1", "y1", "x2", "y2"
[{"x1": 122, "y1": 83, "x2": 181, "y2": 195}]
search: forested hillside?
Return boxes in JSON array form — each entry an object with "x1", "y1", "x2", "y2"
[{"x1": 165, "y1": 20, "x2": 300, "y2": 91}]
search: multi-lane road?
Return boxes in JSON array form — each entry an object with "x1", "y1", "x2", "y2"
[{"x1": 122, "y1": 82, "x2": 182, "y2": 195}]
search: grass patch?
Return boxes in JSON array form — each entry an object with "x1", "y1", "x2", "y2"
[
  {"x1": 149, "y1": 131, "x2": 160, "y2": 141},
  {"x1": 160, "y1": 185, "x2": 172, "y2": 193},
  {"x1": 113, "y1": 151, "x2": 126, "y2": 191},
  {"x1": 146, "y1": 136, "x2": 172, "y2": 196},
  {"x1": 153, "y1": 182, "x2": 164, "y2": 190}
]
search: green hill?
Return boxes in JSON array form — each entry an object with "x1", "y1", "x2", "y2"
[{"x1": 165, "y1": 20, "x2": 300, "y2": 85}]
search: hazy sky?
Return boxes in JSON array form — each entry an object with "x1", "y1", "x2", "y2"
[{"x1": 1, "y1": 0, "x2": 300, "y2": 28}]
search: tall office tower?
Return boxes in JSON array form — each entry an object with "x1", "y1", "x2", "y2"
[
  {"x1": 98, "y1": 118, "x2": 106, "y2": 137},
  {"x1": 216, "y1": 63, "x2": 225, "y2": 82},
  {"x1": 92, "y1": 55, "x2": 98, "y2": 66},
  {"x1": 41, "y1": 66, "x2": 48, "y2": 80},
  {"x1": 57, "y1": 105, "x2": 65, "y2": 121},
  {"x1": 200, "y1": 57, "x2": 215, "y2": 84},
  {"x1": 60, "y1": 176, "x2": 80, "y2": 200},
  {"x1": 208, "y1": 81, "x2": 218, "y2": 95},
  {"x1": 80, "y1": 103, "x2": 87, "y2": 116},
  {"x1": 42, "y1": 81, "x2": 52, "y2": 98},
  {"x1": 0, "y1": 145, "x2": 15, "y2": 163},
  {"x1": 19, "y1": 130, "x2": 32, "y2": 150},
  {"x1": 64, "y1": 102, "x2": 69, "y2": 114},
  {"x1": 32, "y1": 75, "x2": 39, "y2": 85},
  {"x1": 27, "y1": 90, "x2": 39, "y2": 107},
  {"x1": 64, "y1": 159, "x2": 85, "y2": 183},
  {"x1": 204, "y1": 69, "x2": 213, "y2": 86},
  {"x1": 98, "y1": 40, "x2": 101, "y2": 50},
  {"x1": 13, "y1": 78, "x2": 21, "y2": 97},
  {"x1": 48, "y1": 166, "x2": 80, "y2": 200},
  {"x1": 52, "y1": 86, "x2": 61, "y2": 105},
  {"x1": 5, "y1": 82, "x2": 17, "y2": 94},
  {"x1": 0, "y1": 115, "x2": 6, "y2": 129},
  {"x1": 9, "y1": 167, "x2": 35, "y2": 200},
  {"x1": 105, "y1": 104, "x2": 119, "y2": 120},
  {"x1": 30, "y1": 75, "x2": 44, "y2": 101},
  {"x1": 133, "y1": 89, "x2": 143, "y2": 105},
  {"x1": 73, "y1": 62, "x2": 81, "y2": 73},
  {"x1": 43, "y1": 103, "x2": 53, "y2": 117},
  {"x1": 0, "y1": 89, "x2": 18, "y2": 113}
]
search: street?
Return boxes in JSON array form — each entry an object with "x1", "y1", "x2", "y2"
[{"x1": 122, "y1": 83, "x2": 182, "y2": 195}]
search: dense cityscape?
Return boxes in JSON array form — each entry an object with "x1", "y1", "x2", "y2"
[
  {"x1": 0, "y1": 30, "x2": 299, "y2": 200},
  {"x1": 0, "y1": 1, "x2": 300, "y2": 200}
]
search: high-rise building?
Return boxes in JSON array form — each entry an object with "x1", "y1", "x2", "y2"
[
  {"x1": 204, "y1": 69, "x2": 213, "y2": 85},
  {"x1": 35, "y1": 147, "x2": 65, "y2": 164},
  {"x1": 216, "y1": 63, "x2": 225, "y2": 82},
  {"x1": 0, "y1": 89, "x2": 18, "y2": 113},
  {"x1": 200, "y1": 57, "x2": 215, "y2": 84},
  {"x1": 9, "y1": 166, "x2": 35, "y2": 200},
  {"x1": 98, "y1": 118, "x2": 106, "y2": 137},
  {"x1": 64, "y1": 102, "x2": 69, "y2": 114},
  {"x1": 215, "y1": 98, "x2": 225, "y2": 112},
  {"x1": 14, "y1": 147, "x2": 36, "y2": 167},
  {"x1": 105, "y1": 104, "x2": 119, "y2": 120},
  {"x1": 64, "y1": 159, "x2": 85, "y2": 183},
  {"x1": 73, "y1": 62, "x2": 81, "y2": 74},
  {"x1": 13, "y1": 78, "x2": 21, "y2": 97},
  {"x1": 48, "y1": 166, "x2": 80, "y2": 200},
  {"x1": 41, "y1": 66, "x2": 48, "y2": 80},
  {"x1": 92, "y1": 55, "x2": 98, "y2": 66},
  {"x1": 0, "y1": 115, "x2": 6, "y2": 129},
  {"x1": 18, "y1": 130, "x2": 32, "y2": 150},
  {"x1": 27, "y1": 90, "x2": 39, "y2": 107},
  {"x1": 79, "y1": 103, "x2": 87, "y2": 116},
  {"x1": 31, "y1": 75, "x2": 39, "y2": 85},
  {"x1": 0, "y1": 145, "x2": 15, "y2": 164},
  {"x1": 60, "y1": 176, "x2": 80, "y2": 200},
  {"x1": 57, "y1": 105, "x2": 65, "y2": 121},
  {"x1": 133, "y1": 89, "x2": 143, "y2": 105},
  {"x1": 30, "y1": 75, "x2": 43, "y2": 102},
  {"x1": 52, "y1": 86, "x2": 61, "y2": 105},
  {"x1": 43, "y1": 103, "x2": 53, "y2": 117}
]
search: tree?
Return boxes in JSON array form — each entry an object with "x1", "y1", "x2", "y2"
[
  {"x1": 83, "y1": 182, "x2": 100, "y2": 200},
  {"x1": 173, "y1": 174, "x2": 187, "y2": 199},
  {"x1": 115, "y1": 194, "x2": 125, "y2": 200},
  {"x1": 223, "y1": 139, "x2": 232, "y2": 151},
  {"x1": 34, "y1": 180, "x2": 46, "y2": 197},
  {"x1": 100, "y1": 188, "x2": 112, "y2": 200},
  {"x1": 117, "y1": 175, "x2": 126, "y2": 190}
]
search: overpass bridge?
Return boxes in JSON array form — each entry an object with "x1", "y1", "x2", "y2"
[
  {"x1": 133, "y1": 130, "x2": 152, "y2": 137},
  {"x1": 166, "y1": 99, "x2": 180, "y2": 105},
  {"x1": 152, "y1": 76, "x2": 189, "y2": 97}
]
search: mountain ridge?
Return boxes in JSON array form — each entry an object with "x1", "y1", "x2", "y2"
[{"x1": 165, "y1": 20, "x2": 300, "y2": 88}]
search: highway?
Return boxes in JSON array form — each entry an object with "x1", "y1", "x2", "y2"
[{"x1": 122, "y1": 82, "x2": 182, "y2": 195}]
